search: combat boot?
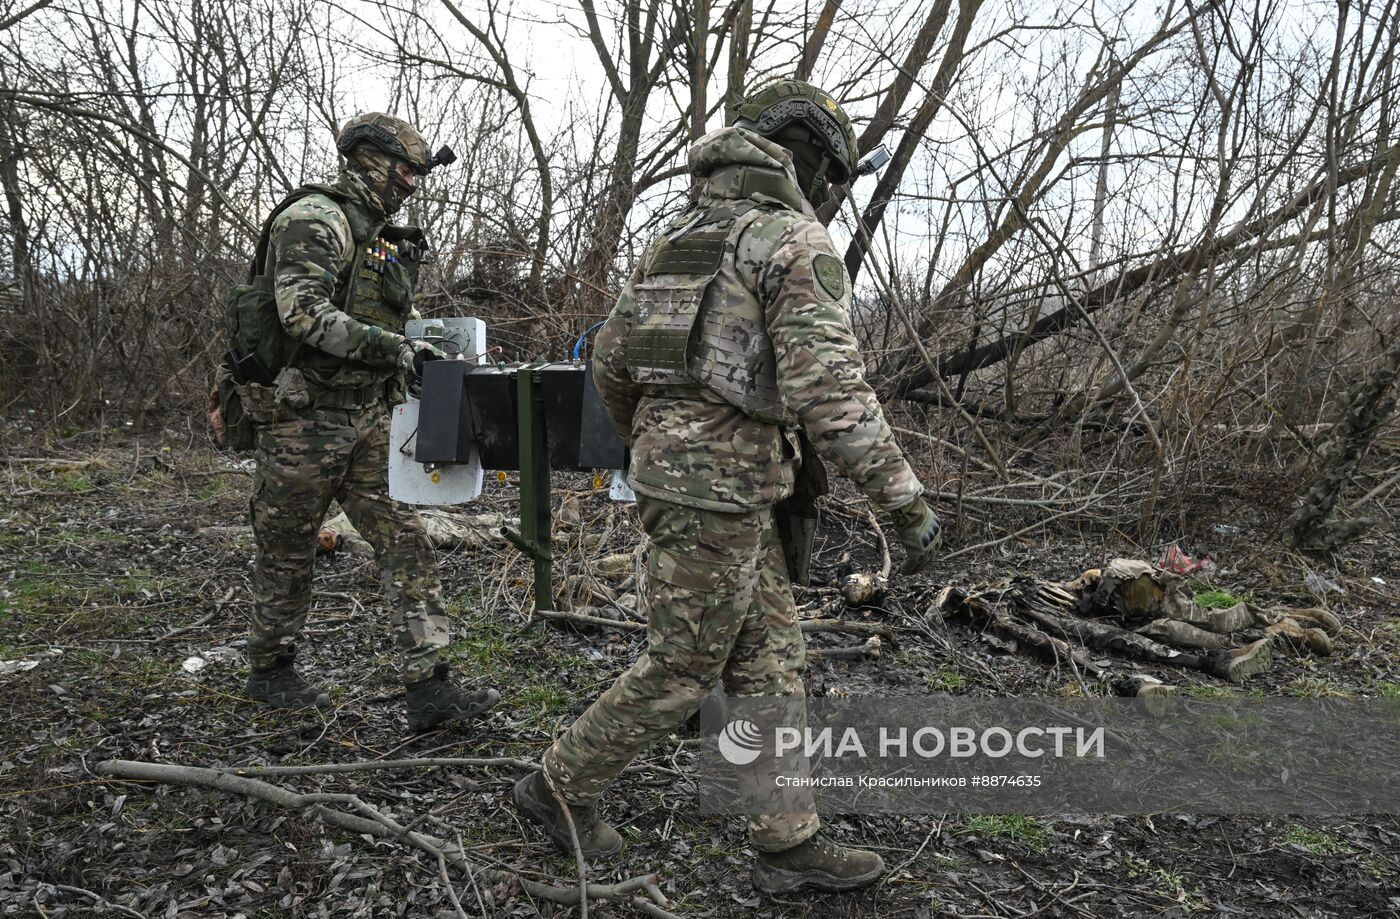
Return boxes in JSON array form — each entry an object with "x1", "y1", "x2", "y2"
[
  {"x1": 1279, "y1": 606, "x2": 1343, "y2": 635},
  {"x1": 753, "y1": 832, "x2": 886, "y2": 893},
  {"x1": 1265, "y1": 618, "x2": 1333, "y2": 655},
  {"x1": 404, "y1": 663, "x2": 499, "y2": 731},
  {"x1": 1209, "y1": 637, "x2": 1274, "y2": 683},
  {"x1": 512, "y1": 771, "x2": 622, "y2": 859},
  {"x1": 246, "y1": 651, "x2": 331, "y2": 709}
]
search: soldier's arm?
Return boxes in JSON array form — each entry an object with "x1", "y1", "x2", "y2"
[
  {"x1": 269, "y1": 197, "x2": 404, "y2": 367},
  {"x1": 591, "y1": 262, "x2": 647, "y2": 441},
  {"x1": 757, "y1": 217, "x2": 924, "y2": 513}
]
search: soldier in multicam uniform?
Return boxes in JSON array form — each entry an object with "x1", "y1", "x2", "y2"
[
  {"x1": 513, "y1": 81, "x2": 942, "y2": 892},
  {"x1": 238, "y1": 113, "x2": 498, "y2": 731}
]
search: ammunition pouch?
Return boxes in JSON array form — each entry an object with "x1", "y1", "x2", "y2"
[
  {"x1": 226, "y1": 277, "x2": 298, "y2": 387},
  {"x1": 211, "y1": 362, "x2": 256, "y2": 453}
]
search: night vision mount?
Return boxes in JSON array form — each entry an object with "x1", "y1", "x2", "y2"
[
  {"x1": 428, "y1": 145, "x2": 457, "y2": 171},
  {"x1": 855, "y1": 144, "x2": 891, "y2": 178}
]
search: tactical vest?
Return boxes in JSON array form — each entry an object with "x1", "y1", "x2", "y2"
[
  {"x1": 234, "y1": 183, "x2": 424, "y2": 391},
  {"x1": 626, "y1": 200, "x2": 797, "y2": 426}
]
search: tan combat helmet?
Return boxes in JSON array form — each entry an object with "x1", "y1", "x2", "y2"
[{"x1": 336, "y1": 112, "x2": 456, "y2": 175}]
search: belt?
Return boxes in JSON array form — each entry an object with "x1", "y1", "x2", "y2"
[{"x1": 312, "y1": 384, "x2": 383, "y2": 409}]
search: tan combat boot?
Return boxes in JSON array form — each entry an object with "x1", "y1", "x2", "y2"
[
  {"x1": 753, "y1": 832, "x2": 885, "y2": 893},
  {"x1": 1277, "y1": 606, "x2": 1343, "y2": 635},
  {"x1": 1209, "y1": 637, "x2": 1274, "y2": 683},
  {"x1": 1265, "y1": 618, "x2": 1333, "y2": 655}
]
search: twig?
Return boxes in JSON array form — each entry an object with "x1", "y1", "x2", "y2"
[
  {"x1": 550, "y1": 785, "x2": 589, "y2": 919},
  {"x1": 867, "y1": 508, "x2": 892, "y2": 579},
  {"x1": 455, "y1": 830, "x2": 489, "y2": 917},
  {"x1": 941, "y1": 504, "x2": 1092, "y2": 561},
  {"x1": 535, "y1": 606, "x2": 643, "y2": 631},
  {"x1": 845, "y1": 196, "x2": 1008, "y2": 478},
  {"x1": 94, "y1": 760, "x2": 665, "y2": 910},
  {"x1": 806, "y1": 636, "x2": 882, "y2": 662},
  {"x1": 799, "y1": 618, "x2": 895, "y2": 642},
  {"x1": 437, "y1": 851, "x2": 473, "y2": 919},
  {"x1": 158, "y1": 594, "x2": 228, "y2": 641},
  {"x1": 41, "y1": 884, "x2": 149, "y2": 919},
  {"x1": 629, "y1": 896, "x2": 687, "y2": 919},
  {"x1": 230, "y1": 756, "x2": 538, "y2": 776}
]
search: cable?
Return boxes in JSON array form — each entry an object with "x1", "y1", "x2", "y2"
[{"x1": 572, "y1": 320, "x2": 607, "y2": 360}]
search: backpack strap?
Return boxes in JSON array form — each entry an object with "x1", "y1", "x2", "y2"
[
  {"x1": 249, "y1": 184, "x2": 386, "y2": 308},
  {"x1": 248, "y1": 186, "x2": 325, "y2": 285}
]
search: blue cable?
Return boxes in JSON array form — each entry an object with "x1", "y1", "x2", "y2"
[{"x1": 572, "y1": 320, "x2": 607, "y2": 360}]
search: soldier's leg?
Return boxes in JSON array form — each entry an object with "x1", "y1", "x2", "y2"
[
  {"x1": 336, "y1": 406, "x2": 449, "y2": 684},
  {"x1": 1135, "y1": 618, "x2": 1231, "y2": 649},
  {"x1": 248, "y1": 412, "x2": 355, "y2": 668},
  {"x1": 722, "y1": 519, "x2": 821, "y2": 852},
  {"x1": 543, "y1": 497, "x2": 764, "y2": 805}
]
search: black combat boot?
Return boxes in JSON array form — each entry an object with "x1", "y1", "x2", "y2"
[
  {"x1": 404, "y1": 663, "x2": 499, "y2": 731},
  {"x1": 512, "y1": 771, "x2": 622, "y2": 859},
  {"x1": 753, "y1": 832, "x2": 886, "y2": 893},
  {"x1": 246, "y1": 650, "x2": 331, "y2": 709}
]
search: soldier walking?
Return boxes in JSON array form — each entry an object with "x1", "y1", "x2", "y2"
[
  {"x1": 233, "y1": 113, "x2": 498, "y2": 730},
  {"x1": 513, "y1": 82, "x2": 941, "y2": 892}
]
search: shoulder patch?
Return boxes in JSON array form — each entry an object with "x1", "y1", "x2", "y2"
[{"x1": 812, "y1": 253, "x2": 845, "y2": 300}]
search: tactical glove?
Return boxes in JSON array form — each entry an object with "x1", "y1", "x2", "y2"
[
  {"x1": 890, "y1": 496, "x2": 941, "y2": 576},
  {"x1": 398, "y1": 339, "x2": 451, "y2": 393}
]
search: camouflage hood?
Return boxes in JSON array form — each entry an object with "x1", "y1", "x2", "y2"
[
  {"x1": 687, "y1": 127, "x2": 813, "y2": 215},
  {"x1": 335, "y1": 168, "x2": 390, "y2": 220}
]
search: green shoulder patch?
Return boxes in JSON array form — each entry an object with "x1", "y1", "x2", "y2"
[{"x1": 812, "y1": 253, "x2": 845, "y2": 300}]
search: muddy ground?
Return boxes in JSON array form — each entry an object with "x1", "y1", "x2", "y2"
[{"x1": 2, "y1": 424, "x2": 1398, "y2": 918}]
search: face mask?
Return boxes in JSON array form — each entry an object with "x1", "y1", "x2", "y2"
[
  {"x1": 775, "y1": 128, "x2": 840, "y2": 209},
  {"x1": 349, "y1": 146, "x2": 417, "y2": 216}
]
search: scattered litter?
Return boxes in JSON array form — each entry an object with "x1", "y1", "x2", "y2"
[
  {"x1": 1372, "y1": 576, "x2": 1387, "y2": 586},
  {"x1": 0, "y1": 649, "x2": 64, "y2": 676},
  {"x1": 1304, "y1": 572, "x2": 1344, "y2": 595},
  {"x1": 1211, "y1": 524, "x2": 1241, "y2": 536},
  {"x1": 319, "y1": 509, "x2": 514, "y2": 557},
  {"x1": 1156, "y1": 544, "x2": 1215, "y2": 575},
  {"x1": 179, "y1": 646, "x2": 238, "y2": 675}
]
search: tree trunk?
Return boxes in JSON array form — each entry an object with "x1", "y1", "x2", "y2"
[{"x1": 1289, "y1": 336, "x2": 1400, "y2": 550}]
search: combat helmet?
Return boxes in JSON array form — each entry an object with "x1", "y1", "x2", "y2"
[
  {"x1": 337, "y1": 112, "x2": 456, "y2": 175},
  {"x1": 731, "y1": 80, "x2": 859, "y2": 184}
]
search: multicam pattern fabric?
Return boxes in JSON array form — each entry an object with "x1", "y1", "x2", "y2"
[
  {"x1": 542, "y1": 497, "x2": 819, "y2": 851},
  {"x1": 246, "y1": 169, "x2": 444, "y2": 686},
  {"x1": 592, "y1": 127, "x2": 923, "y2": 514},
  {"x1": 247, "y1": 403, "x2": 448, "y2": 684},
  {"x1": 540, "y1": 127, "x2": 928, "y2": 856},
  {"x1": 267, "y1": 172, "x2": 408, "y2": 391}
]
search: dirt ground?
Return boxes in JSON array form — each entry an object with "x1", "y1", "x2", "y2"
[{"x1": 2, "y1": 425, "x2": 1398, "y2": 918}]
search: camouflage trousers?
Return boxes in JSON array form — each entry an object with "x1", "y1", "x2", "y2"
[
  {"x1": 247, "y1": 401, "x2": 449, "y2": 684},
  {"x1": 542, "y1": 496, "x2": 820, "y2": 852}
]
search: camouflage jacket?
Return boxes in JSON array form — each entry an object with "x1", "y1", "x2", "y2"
[
  {"x1": 268, "y1": 171, "x2": 414, "y2": 390},
  {"x1": 593, "y1": 127, "x2": 923, "y2": 514}
]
